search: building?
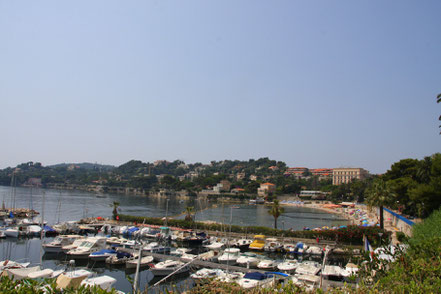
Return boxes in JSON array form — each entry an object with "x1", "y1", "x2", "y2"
[
  {"x1": 310, "y1": 168, "x2": 333, "y2": 180},
  {"x1": 258, "y1": 183, "x2": 276, "y2": 197},
  {"x1": 213, "y1": 180, "x2": 231, "y2": 192},
  {"x1": 284, "y1": 167, "x2": 309, "y2": 178},
  {"x1": 236, "y1": 172, "x2": 246, "y2": 180},
  {"x1": 332, "y1": 168, "x2": 369, "y2": 185}
]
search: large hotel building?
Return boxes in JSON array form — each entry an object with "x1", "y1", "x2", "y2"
[{"x1": 332, "y1": 168, "x2": 369, "y2": 185}]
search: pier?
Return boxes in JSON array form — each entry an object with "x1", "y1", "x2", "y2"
[{"x1": 143, "y1": 252, "x2": 266, "y2": 273}]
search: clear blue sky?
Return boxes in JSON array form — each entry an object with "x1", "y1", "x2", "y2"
[{"x1": 1, "y1": 1, "x2": 440, "y2": 174}]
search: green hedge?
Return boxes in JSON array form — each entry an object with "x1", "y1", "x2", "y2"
[{"x1": 118, "y1": 214, "x2": 389, "y2": 245}]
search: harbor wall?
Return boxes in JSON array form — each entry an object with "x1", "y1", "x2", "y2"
[{"x1": 382, "y1": 207, "x2": 414, "y2": 236}]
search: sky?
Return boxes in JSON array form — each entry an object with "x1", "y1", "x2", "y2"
[{"x1": 0, "y1": 1, "x2": 440, "y2": 174}]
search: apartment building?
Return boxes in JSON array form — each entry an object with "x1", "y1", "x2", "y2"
[{"x1": 332, "y1": 168, "x2": 369, "y2": 185}]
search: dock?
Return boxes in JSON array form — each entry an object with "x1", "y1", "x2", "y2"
[{"x1": 143, "y1": 252, "x2": 266, "y2": 273}]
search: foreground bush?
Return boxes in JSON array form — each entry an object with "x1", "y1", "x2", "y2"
[{"x1": 0, "y1": 276, "x2": 117, "y2": 294}]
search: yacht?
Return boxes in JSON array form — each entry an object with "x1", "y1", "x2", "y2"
[
  {"x1": 61, "y1": 238, "x2": 86, "y2": 254},
  {"x1": 277, "y1": 259, "x2": 299, "y2": 273},
  {"x1": 142, "y1": 242, "x2": 171, "y2": 254},
  {"x1": 89, "y1": 249, "x2": 118, "y2": 262},
  {"x1": 249, "y1": 235, "x2": 265, "y2": 250},
  {"x1": 218, "y1": 248, "x2": 241, "y2": 265},
  {"x1": 237, "y1": 272, "x2": 275, "y2": 289},
  {"x1": 66, "y1": 237, "x2": 107, "y2": 259},
  {"x1": 81, "y1": 275, "x2": 117, "y2": 291},
  {"x1": 295, "y1": 260, "x2": 322, "y2": 276},
  {"x1": 150, "y1": 260, "x2": 189, "y2": 276},
  {"x1": 42, "y1": 235, "x2": 83, "y2": 253},
  {"x1": 125, "y1": 255, "x2": 154, "y2": 269},
  {"x1": 292, "y1": 273, "x2": 320, "y2": 291},
  {"x1": 321, "y1": 265, "x2": 350, "y2": 281},
  {"x1": 236, "y1": 252, "x2": 264, "y2": 268},
  {"x1": 264, "y1": 238, "x2": 282, "y2": 252},
  {"x1": 257, "y1": 259, "x2": 278, "y2": 270},
  {"x1": 191, "y1": 268, "x2": 224, "y2": 284},
  {"x1": 233, "y1": 238, "x2": 252, "y2": 250},
  {"x1": 306, "y1": 246, "x2": 323, "y2": 256}
]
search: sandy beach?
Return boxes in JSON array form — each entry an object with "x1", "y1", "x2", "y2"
[{"x1": 281, "y1": 201, "x2": 379, "y2": 227}]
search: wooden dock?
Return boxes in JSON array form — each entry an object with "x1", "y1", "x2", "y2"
[{"x1": 143, "y1": 252, "x2": 266, "y2": 273}]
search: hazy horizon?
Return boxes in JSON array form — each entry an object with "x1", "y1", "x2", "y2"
[{"x1": 1, "y1": 1, "x2": 440, "y2": 174}]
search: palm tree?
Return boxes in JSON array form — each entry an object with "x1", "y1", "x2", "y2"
[
  {"x1": 185, "y1": 206, "x2": 194, "y2": 222},
  {"x1": 111, "y1": 201, "x2": 120, "y2": 220},
  {"x1": 268, "y1": 199, "x2": 285, "y2": 229},
  {"x1": 366, "y1": 179, "x2": 395, "y2": 229}
]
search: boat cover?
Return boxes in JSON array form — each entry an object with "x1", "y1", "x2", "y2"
[
  {"x1": 116, "y1": 252, "x2": 132, "y2": 259},
  {"x1": 243, "y1": 272, "x2": 272, "y2": 280},
  {"x1": 43, "y1": 225, "x2": 56, "y2": 232},
  {"x1": 91, "y1": 249, "x2": 117, "y2": 255}
]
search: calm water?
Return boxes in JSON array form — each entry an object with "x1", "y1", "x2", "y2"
[
  {"x1": 0, "y1": 186, "x2": 348, "y2": 292},
  {"x1": 0, "y1": 186, "x2": 347, "y2": 229}
]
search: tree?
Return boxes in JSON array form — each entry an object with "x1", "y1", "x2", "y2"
[
  {"x1": 366, "y1": 179, "x2": 395, "y2": 229},
  {"x1": 437, "y1": 93, "x2": 441, "y2": 133},
  {"x1": 268, "y1": 199, "x2": 285, "y2": 229},
  {"x1": 185, "y1": 206, "x2": 194, "y2": 222},
  {"x1": 111, "y1": 201, "x2": 120, "y2": 220}
]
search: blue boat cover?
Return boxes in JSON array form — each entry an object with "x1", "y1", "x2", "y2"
[
  {"x1": 91, "y1": 249, "x2": 117, "y2": 255},
  {"x1": 43, "y1": 225, "x2": 56, "y2": 232},
  {"x1": 128, "y1": 227, "x2": 139, "y2": 233},
  {"x1": 116, "y1": 252, "x2": 132, "y2": 259},
  {"x1": 243, "y1": 272, "x2": 272, "y2": 280},
  {"x1": 296, "y1": 242, "x2": 304, "y2": 249},
  {"x1": 265, "y1": 272, "x2": 289, "y2": 277}
]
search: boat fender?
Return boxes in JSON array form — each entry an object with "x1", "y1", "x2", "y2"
[{"x1": 148, "y1": 264, "x2": 155, "y2": 268}]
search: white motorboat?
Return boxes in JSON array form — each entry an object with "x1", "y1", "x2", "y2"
[
  {"x1": 0, "y1": 260, "x2": 30, "y2": 270},
  {"x1": 306, "y1": 246, "x2": 323, "y2": 256},
  {"x1": 150, "y1": 260, "x2": 189, "y2": 276},
  {"x1": 142, "y1": 242, "x2": 170, "y2": 254},
  {"x1": 66, "y1": 237, "x2": 107, "y2": 259},
  {"x1": 170, "y1": 247, "x2": 192, "y2": 257},
  {"x1": 292, "y1": 273, "x2": 320, "y2": 291},
  {"x1": 89, "y1": 249, "x2": 118, "y2": 261},
  {"x1": 191, "y1": 268, "x2": 224, "y2": 283},
  {"x1": 81, "y1": 275, "x2": 117, "y2": 291},
  {"x1": 203, "y1": 241, "x2": 225, "y2": 250},
  {"x1": 283, "y1": 243, "x2": 296, "y2": 254},
  {"x1": 237, "y1": 272, "x2": 275, "y2": 289},
  {"x1": 236, "y1": 252, "x2": 264, "y2": 268},
  {"x1": 295, "y1": 260, "x2": 322, "y2": 276},
  {"x1": 27, "y1": 268, "x2": 55, "y2": 279},
  {"x1": 277, "y1": 259, "x2": 299, "y2": 273},
  {"x1": 105, "y1": 251, "x2": 134, "y2": 265},
  {"x1": 61, "y1": 238, "x2": 88, "y2": 254},
  {"x1": 3, "y1": 266, "x2": 41, "y2": 281},
  {"x1": 4, "y1": 227, "x2": 20, "y2": 238},
  {"x1": 217, "y1": 248, "x2": 241, "y2": 265},
  {"x1": 106, "y1": 236, "x2": 129, "y2": 246},
  {"x1": 25, "y1": 225, "x2": 42, "y2": 236},
  {"x1": 125, "y1": 255, "x2": 154, "y2": 269},
  {"x1": 43, "y1": 235, "x2": 84, "y2": 253},
  {"x1": 216, "y1": 271, "x2": 244, "y2": 283},
  {"x1": 345, "y1": 262, "x2": 359, "y2": 276},
  {"x1": 233, "y1": 238, "x2": 252, "y2": 250},
  {"x1": 264, "y1": 238, "x2": 282, "y2": 252},
  {"x1": 63, "y1": 269, "x2": 94, "y2": 279},
  {"x1": 257, "y1": 259, "x2": 278, "y2": 270},
  {"x1": 322, "y1": 265, "x2": 350, "y2": 281}
]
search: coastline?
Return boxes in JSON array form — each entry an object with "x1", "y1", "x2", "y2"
[{"x1": 281, "y1": 202, "x2": 377, "y2": 227}]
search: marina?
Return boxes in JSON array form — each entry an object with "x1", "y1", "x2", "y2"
[{"x1": 0, "y1": 186, "x2": 358, "y2": 293}]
